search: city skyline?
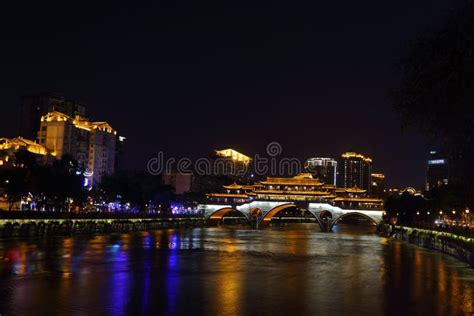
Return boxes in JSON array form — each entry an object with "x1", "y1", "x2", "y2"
[
  {"x1": 0, "y1": 1, "x2": 462, "y2": 189},
  {"x1": 2, "y1": 107, "x2": 390, "y2": 192},
  {"x1": 3, "y1": 93, "x2": 433, "y2": 189}
]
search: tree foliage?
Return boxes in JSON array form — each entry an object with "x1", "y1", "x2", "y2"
[
  {"x1": 0, "y1": 150, "x2": 86, "y2": 211},
  {"x1": 393, "y1": 5, "x2": 474, "y2": 138},
  {"x1": 98, "y1": 171, "x2": 173, "y2": 211},
  {"x1": 385, "y1": 191, "x2": 427, "y2": 225},
  {"x1": 392, "y1": 4, "x2": 474, "y2": 189}
]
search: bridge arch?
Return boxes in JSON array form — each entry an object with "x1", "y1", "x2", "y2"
[
  {"x1": 302, "y1": 208, "x2": 325, "y2": 231},
  {"x1": 261, "y1": 203, "x2": 296, "y2": 224},
  {"x1": 329, "y1": 212, "x2": 379, "y2": 231},
  {"x1": 208, "y1": 207, "x2": 249, "y2": 222},
  {"x1": 261, "y1": 204, "x2": 326, "y2": 230}
]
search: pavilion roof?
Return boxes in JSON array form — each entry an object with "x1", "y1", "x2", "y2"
[
  {"x1": 254, "y1": 189, "x2": 329, "y2": 196},
  {"x1": 223, "y1": 183, "x2": 242, "y2": 190}
]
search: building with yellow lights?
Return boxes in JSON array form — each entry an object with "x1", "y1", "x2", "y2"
[
  {"x1": 207, "y1": 173, "x2": 383, "y2": 210},
  {"x1": 305, "y1": 157, "x2": 338, "y2": 186},
  {"x1": 38, "y1": 111, "x2": 117, "y2": 184},
  {"x1": 212, "y1": 148, "x2": 252, "y2": 178},
  {"x1": 19, "y1": 93, "x2": 87, "y2": 141},
  {"x1": 339, "y1": 152, "x2": 372, "y2": 193},
  {"x1": 0, "y1": 137, "x2": 50, "y2": 167},
  {"x1": 215, "y1": 149, "x2": 252, "y2": 163}
]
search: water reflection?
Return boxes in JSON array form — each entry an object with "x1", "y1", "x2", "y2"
[
  {"x1": 0, "y1": 225, "x2": 472, "y2": 315},
  {"x1": 165, "y1": 231, "x2": 180, "y2": 315},
  {"x1": 109, "y1": 246, "x2": 129, "y2": 315}
]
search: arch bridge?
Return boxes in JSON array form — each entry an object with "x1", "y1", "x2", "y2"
[{"x1": 200, "y1": 202, "x2": 383, "y2": 232}]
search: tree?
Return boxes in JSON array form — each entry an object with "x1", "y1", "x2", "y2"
[
  {"x1": 98, "y1": 171, "x2": 174, "y2": 212},
  {"x1": 0, "y1": 149, "x2": 38, "y2": 210},
  {"x1": 392, "y1": 4, "x2": 474, "y2": 207},
  {"x1": 385, "y1": 191, "x2": 427, "y2": 225},
  {"x1": 40, "y1": 155, "x2": 86, "y2": 211},
  {"x1": 0, "y1": 168, "x2": 27, "y2": 210}
]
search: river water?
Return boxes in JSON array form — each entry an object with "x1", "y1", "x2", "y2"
[{"x1": 0, "y1": 224, "x2": 473, "y2": 315}]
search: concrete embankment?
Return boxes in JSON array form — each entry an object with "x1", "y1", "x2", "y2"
[
  {"x1": 0, "y1": 218, "x2": 206, "y2": 238},
  {"x1": 388, "y1": 225, "x2": 474, "y2": 268}
]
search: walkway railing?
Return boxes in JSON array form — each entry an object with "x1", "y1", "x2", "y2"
[
  {"x1": 0, "y1": 214, "x2": 206, "y2": 238},
  {"x1": 386, "y1": 224, "x2": 474, "y2": 268}
]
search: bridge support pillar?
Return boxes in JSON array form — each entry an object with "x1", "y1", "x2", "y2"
[{"x1": 320, "y1": 220, "x2": 332, "y2": 232}]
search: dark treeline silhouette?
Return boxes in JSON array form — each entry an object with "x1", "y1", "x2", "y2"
[
  {"x1": 0, "y1": 149, "x2": 175, "y2": 213},
  {"x1": 0, "y1": 150, "x2": 84, "y2": 211},
  {"x1": 392, "y1": 3, "x2": 474, "y2": 210}
]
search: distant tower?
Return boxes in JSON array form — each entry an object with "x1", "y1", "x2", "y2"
[
  {"x1": 426, "y1": 151, "x2": 449, "y2": 191},
  {"x1": 339, "y1": 152, "x2": 372, "y2": 192},
  {"x1": 305, "y1": 157, "x2": 338, "y2": 186}
]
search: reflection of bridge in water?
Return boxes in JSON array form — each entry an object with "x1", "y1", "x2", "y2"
[
  {"x1": 200, "y1": 173, "x2": 384, "y2": 232},
  {"x1": 200, "y1": 201, "x2": 383, "y2": 232}
]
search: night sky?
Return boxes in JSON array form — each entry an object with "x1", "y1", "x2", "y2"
[{"x1": 0, "y1": 0, "x2": 463, "y2": 188}]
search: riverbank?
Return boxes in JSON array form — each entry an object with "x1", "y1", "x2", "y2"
[
  {"x1": 0, "y1": 217, "x2": 206, "y2": 238},
  {"x1": 383, "y1": 224, "x2": 474, "y2": 268}
]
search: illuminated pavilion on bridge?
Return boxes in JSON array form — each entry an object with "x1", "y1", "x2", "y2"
[
  {"x1": 201, "y1": 173, "x2": 385, "y2": 230},
  {"x1": 206, "y1": 173, "x2": 383, "y2": 210}
]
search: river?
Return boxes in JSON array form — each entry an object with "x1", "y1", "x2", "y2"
[{"x1": 0, "y1": 224, "x2": 473, "y2": 315}]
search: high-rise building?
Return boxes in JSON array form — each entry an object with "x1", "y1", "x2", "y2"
[
  {"x1": 305, "y1": 157, "x2": 337, "y2": 186},
  {"x1": 339, "y1": 152, "x2": 372, "y2": 192},
  {"x1": 370, "y1": 173, "x2": 385, "y2": 198},
  {"x1": 426, "y1": 151, "x2": 449, "y2": 191},
  {"x1": 188, "y1": 148, "x2": 252, "y2": 194},
  {"x1": 213, "y1": 148, "x2": 252, "y2": 178},
  {"x1": 19, "y1": 93, "x2": 86, "y2": 141},
  {"x1": 38, "y1": 111, "x2": 117, "y2": 185}
]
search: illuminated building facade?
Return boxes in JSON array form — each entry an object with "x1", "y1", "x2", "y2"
[
  {"x1": 19, "y1": 93, "x2": 86, "y2": 141},
  {"x1": 339, "y1": 152, "x2": 372, "y2": 193},
  {"x1": 370, "y1": 173, "x2": 385, "y2": 198},
  {"x1": 207, "y1": 173, "x2": 383, "y2": 210},
  {"x1": 305, "y1": 157, "x2": 337, "y2": 186},
  {"x1": 38, "y1": 111, "x2": 117, "y2": 185},
  {"x1": 0, "y1": 137, "x2": 50, "y2": 168},
  {"x1": 213, "y1": 148, "x2": 252, "y2": 178},
  {"x1": 426, "y1": 151, "x2": 449, "y2": 191}
]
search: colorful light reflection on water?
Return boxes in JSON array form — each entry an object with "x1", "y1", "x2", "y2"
[{"x1": 0, "y1": 225, "x2": 472, "y2": 315}]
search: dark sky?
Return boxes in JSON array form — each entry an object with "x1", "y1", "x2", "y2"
[{"x1": 0, "y1": 0, "x2": 463, "y2": 188}]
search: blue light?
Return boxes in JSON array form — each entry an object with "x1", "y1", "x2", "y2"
[{"x1": 428, "y1": 159, "x2": 447, "y2": 165}]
